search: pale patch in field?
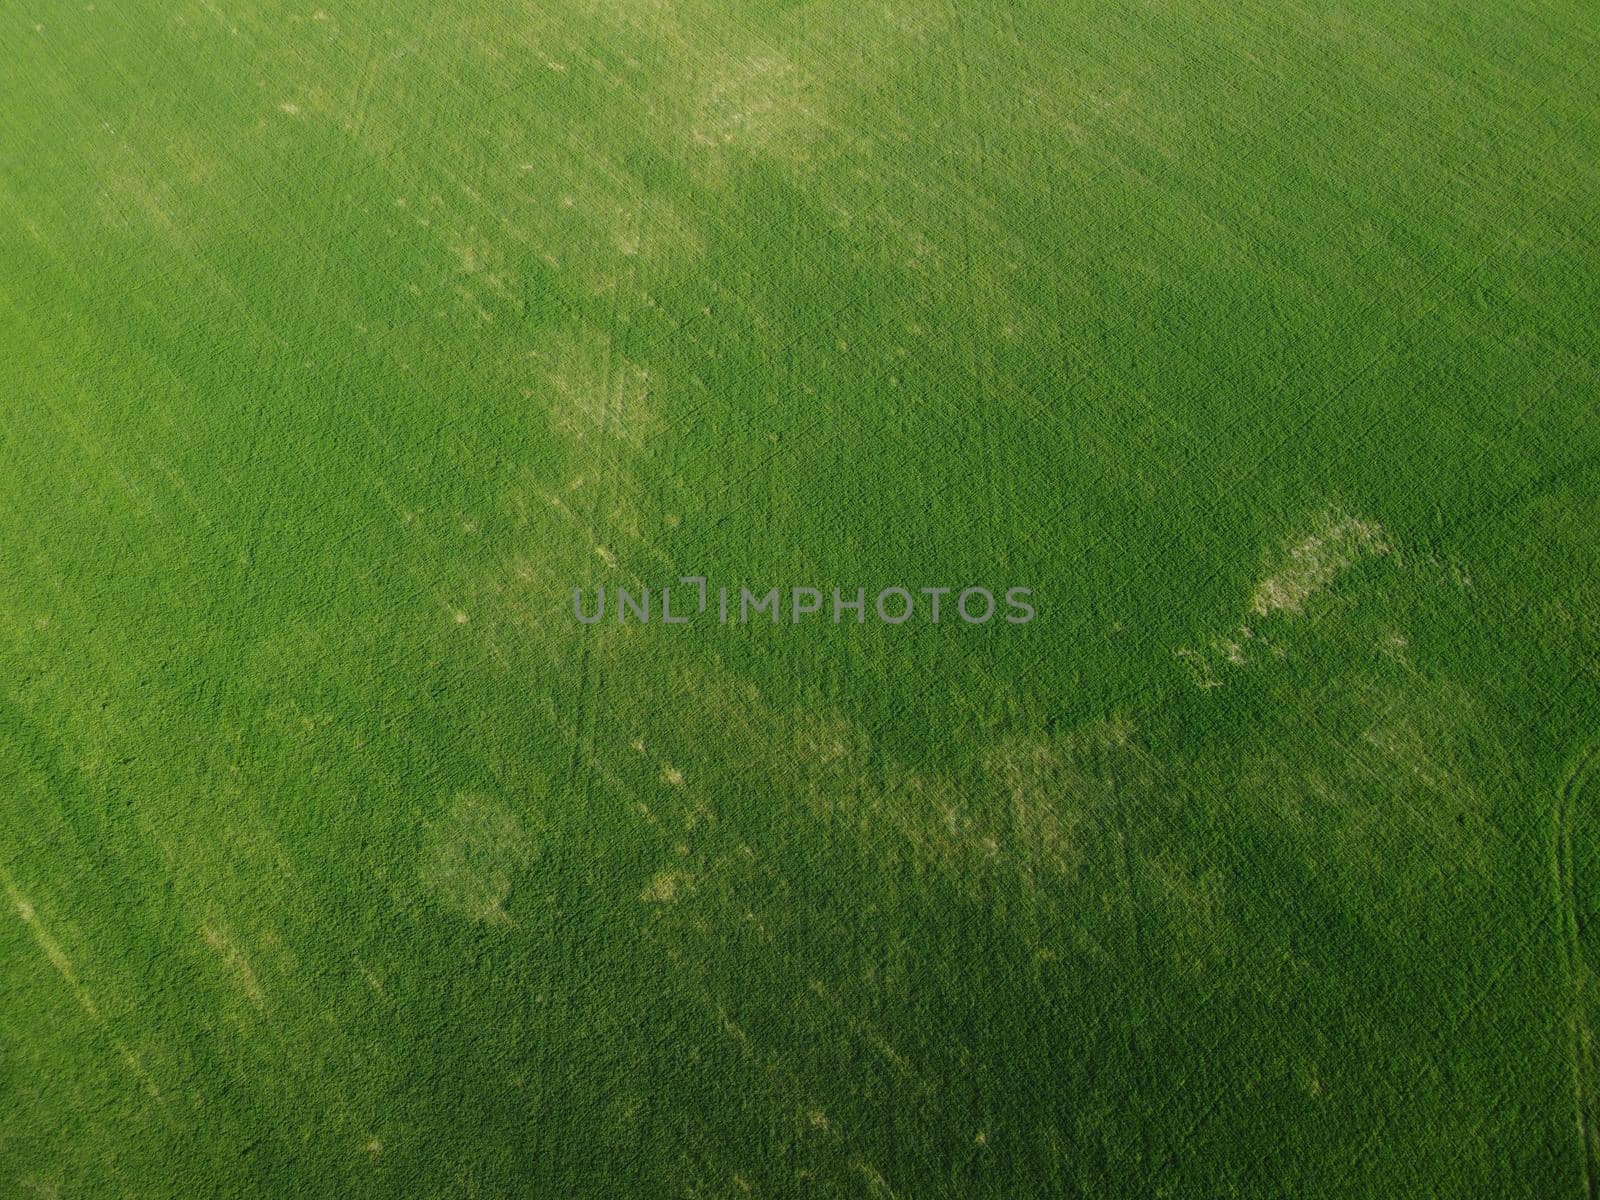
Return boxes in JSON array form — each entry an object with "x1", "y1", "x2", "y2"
[
  {"x1": 95, "y1": 166, "x2": 179, "y2": 235},
  {"x1": 692, "y1": 53, "x2": 822, "y2": 159},
  {"x1": 666, "y1": 659, "x2": 1146, "y2": 907},
  {"x1": 640, "y1": 868, "x2": 693, "y2": 904},
  {"x1": 1178, "y1": 508, "x2": 1393, "y2": 686},
  {"x1": 984, "y1": 738, "x2": 1092, "y2": 879},
  {"x1": 507, "y1": 152, "x2": 706, "y2": 286},
  {"x1": 1144, "y1": 855, "x2": 1233, "y2": 972},
  {"x1": 448, "y1": 547, "x2": 566, "y2": 666},
  {"x1": 528, "y1": 329, "x2": 658, "y2": 448},
  {"x1": 792, "y1": 711, "x2": 859, "y2": 775},
  {"x1": 1174, "y1": 646, "x2": 1222, "y2": 689},
  {"x1": 12, "y1": 895, "x2": 74, "y2": 983},
  {"x1": 1360, "y1": 695, "x2": 1470, "y2": 798},
  {"x1": 201, "y1": 922, "x2": 267, "y2": 1009},
  {"x1": 852, "y1": 1159, "x2": 897, "y2": 1199},
  {"x1": 3, "y1": 873, "x2": 163, "y2": 1099},
  {"x1": 1251, "y1": 511, "x2": 1389, "y2": 617},
  {"x1": 419, "y1": 794, "x2": 539, "y2": 924},
  {"x1": 442, "y1": 229, "x2": 518, "y2": 310}
]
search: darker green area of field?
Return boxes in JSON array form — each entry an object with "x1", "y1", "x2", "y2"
[{"x1": 2, "y1": 0, "x2": 1598, "y2": 1196}]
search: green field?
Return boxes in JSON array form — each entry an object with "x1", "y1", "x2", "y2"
[{"x1": 3, "y1": 0, "x2": 1598, "y2": 1195}]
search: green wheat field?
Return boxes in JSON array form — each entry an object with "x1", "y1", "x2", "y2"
[{"x1": 3, "y1": 1, "x2": 1598, "y2": 1195}]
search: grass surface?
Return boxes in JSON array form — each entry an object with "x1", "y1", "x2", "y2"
[{"x1": 3, "y1": 0, "x2": 1599, "y2": 1195}]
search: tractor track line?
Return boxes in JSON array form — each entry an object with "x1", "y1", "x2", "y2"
[{"x1": 1555, "y1": 736, "x2": 1600, "y2": 1200}]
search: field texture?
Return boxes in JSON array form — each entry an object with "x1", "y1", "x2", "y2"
[{"x1": 3, "y1": 0, "x2": 1599, "y2": 1195}]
